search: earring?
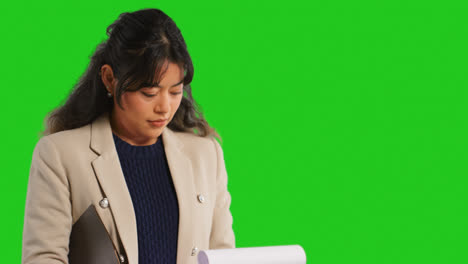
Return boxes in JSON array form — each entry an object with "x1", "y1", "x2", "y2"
[{"x1": 106, "y1": 86, "x2": 112, "y2": 98}]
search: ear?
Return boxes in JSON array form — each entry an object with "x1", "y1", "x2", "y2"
[{"x1": 100, "y1": 64, "x2": 115, "y2": 93}]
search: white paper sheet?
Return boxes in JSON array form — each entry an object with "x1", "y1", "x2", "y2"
[{"x1": 197, "y1": 245, "x2": 307, "y2": 264}]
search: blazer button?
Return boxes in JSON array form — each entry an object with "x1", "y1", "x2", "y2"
[
  {"x1": 197, "y1": 194, "x2": 205, "y2": 203},
  {"x1": 99, "y1": 198, "x2": 109, "y2": 209},
  {"x1": 119, "y1": 254, "x2": 125, "y2": 263},
  {"x1": 191, "y1": 246, "x2": 199, "y2": 256}
]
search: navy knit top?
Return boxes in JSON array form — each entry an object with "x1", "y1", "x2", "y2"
[{"x1": 112, "y1": 132, "x2": 180, "y2": 264}]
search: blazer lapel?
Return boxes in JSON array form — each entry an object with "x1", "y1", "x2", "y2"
[
  {"x1": 89, "y1": 112, "x2": 195, "y2": 264},
  {"x1": 89, "y1": 112, "x2": 138, "y2": 263},
  {"x1": 161, "y1": 125, "x2": 195, "y2": 264}
]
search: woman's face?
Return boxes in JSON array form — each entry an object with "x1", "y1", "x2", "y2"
[{"x1": 105, "y1": 61, "x2": 184, "y2": 146}]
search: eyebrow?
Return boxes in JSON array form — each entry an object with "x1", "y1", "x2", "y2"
[{"x1": 141, "y1": 78, "x2": 184, "y2": 89}]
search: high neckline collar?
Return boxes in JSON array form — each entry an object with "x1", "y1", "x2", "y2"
[{"x1": 112, "y1": 132, "x2": 164, "y2": 158}]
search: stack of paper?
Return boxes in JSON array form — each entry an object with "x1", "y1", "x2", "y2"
[{"x1": 197, "y1": 245, "x2": 307, "y2": 264}]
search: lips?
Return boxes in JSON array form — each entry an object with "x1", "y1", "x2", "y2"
[{"x1": 148, "y1": 119, "x2": 167, "y2": 128}]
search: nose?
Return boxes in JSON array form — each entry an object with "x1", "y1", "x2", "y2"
[{"x1": 153, "y1": 90, "x2": 170, "y2": 114}]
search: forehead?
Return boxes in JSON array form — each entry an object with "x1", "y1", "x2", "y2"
[
  {"x1": 158, "y1": 62, "x2": 184, "y2": 82},
  {"x1": 142, "y1": 62, "x2": 184, "y2": 89}
]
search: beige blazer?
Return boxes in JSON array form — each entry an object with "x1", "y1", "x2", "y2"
[{"x1": 22, "y1": 112, "x2": 235, "y2": 264}]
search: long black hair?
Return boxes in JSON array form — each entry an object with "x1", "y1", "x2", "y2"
[{"x1": 41, "y1": 8, "x2": 220, "y2": 140}]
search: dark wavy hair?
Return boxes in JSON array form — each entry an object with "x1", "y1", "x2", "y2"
[{"x1": 41, "y1": 8, "x2": 220, "y2": 141}]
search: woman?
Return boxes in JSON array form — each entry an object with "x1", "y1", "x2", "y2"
[{"x1": 22, "y1": 8, "x2": 235, "y2": 264}]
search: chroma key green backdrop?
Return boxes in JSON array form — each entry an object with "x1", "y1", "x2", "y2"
[{"x1": 1, "y1": 0, "x2": 467, "y2": 263}]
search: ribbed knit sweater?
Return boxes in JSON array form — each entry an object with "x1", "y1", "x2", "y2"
[{"x1": 112, "y1": 132, "x2": 179, "y2": 264}]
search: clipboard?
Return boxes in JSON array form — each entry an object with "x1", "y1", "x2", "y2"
[{"x1": 68, "y1": 204, "x2": 120, "y2": 264}]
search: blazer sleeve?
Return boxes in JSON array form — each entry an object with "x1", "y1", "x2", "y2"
[
  {"x1": 209, "y1": 137, "x2": 236, "y2": 249},
  {"x1": 22, "y1": 136, "x2": 72, "y2": 264}
]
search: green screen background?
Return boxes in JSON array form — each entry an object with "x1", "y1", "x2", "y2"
[{"x1": 2, "y1": 0, "x2": 467, "y2": 263}]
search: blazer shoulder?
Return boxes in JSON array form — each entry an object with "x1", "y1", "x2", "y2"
[
  {"x1": 170, "y1": 130, "x2": 219, "y2": 156},
  {"x1": 32, "y1": 123, "x2": 92, "y2": 162},
  {"x1": 41, "y1": 123, "x2": 91, "y2": 148}
]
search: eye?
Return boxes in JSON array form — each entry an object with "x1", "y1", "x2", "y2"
[
  {"x1": 141, "y1": 92, "x2": 155, "y2": 97},
  {"x1": 141, "y1": 91, "x2": 182, "y2": 97}
]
